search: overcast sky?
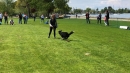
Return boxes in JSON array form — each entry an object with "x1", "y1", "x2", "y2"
[{"x1": 68, "y1": 0, "x2": 130, "y2": 10}]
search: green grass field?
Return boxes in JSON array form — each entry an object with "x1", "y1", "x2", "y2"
[{"x1": 0, "y1": 18, "x2": 130, "y2": 73}]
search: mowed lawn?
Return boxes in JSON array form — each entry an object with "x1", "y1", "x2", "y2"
[{"x1": 0, "y1": 18, "x2": 130, "y2": 73}]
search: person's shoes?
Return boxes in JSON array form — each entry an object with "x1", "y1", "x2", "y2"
[{"x1": 48, "y1": 36, "x2": 50, "y2": 38}]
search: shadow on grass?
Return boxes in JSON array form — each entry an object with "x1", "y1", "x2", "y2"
[{"x1": 56, "y1": 37, "x2": 80, "y2": 42}]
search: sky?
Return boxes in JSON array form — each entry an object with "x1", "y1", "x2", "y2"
[{"x1": 68, "y1": 0, "x2": 130, "y2": 10}]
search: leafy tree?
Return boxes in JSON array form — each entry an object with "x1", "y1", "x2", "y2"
[
  {"x1": 0, "y1": 0, "x2": 15, "y2": 16},
  {"x1": 85, "y1": 8, "x2": 91, "y2": 12},
  {"x1": 96, "y1": 8, "x2": 99, "y2": 13},
  {"x1": 16, "y1": 0, "x2": 32, "y2": 17},
  {"x1": 0, "y1": 2, "x2": 6, "y2": 12},
  {"x1": 108, "y1": 6, "x2": 115, "y2": 13},
  {"x1": 74, "y1": 8, "x2": 83, "y2": 14},
  {"x1": 54, "y1": 0, "x2": 71, "y2": 13},
  {"x1": 15, "y1": 0, "x2": 70, "y2": 17}
]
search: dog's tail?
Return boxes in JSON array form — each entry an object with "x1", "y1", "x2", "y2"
[{"x1": 69, "y1": 31, "x2": 74, "y2": 35}]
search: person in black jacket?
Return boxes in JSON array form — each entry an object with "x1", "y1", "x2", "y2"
[
  {"x1": 105, "y1": 10, "x2": 109, "y2": 26},
  {"x1": 48, "y1": 14, "x2": 57, "y2": 38},
  {"x1": 85, "y1": 12, "x2": 90, "y2": 24},
  {"x1": 18, "y1": 13, "x2": 22, "y2": 24},
  {"x1": 97, "y1": 13, "x2": 102, "y2": 24}
]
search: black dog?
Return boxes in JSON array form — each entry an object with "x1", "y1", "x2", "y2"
[{"x1": 58, "y1": 30, "x2": 74, "y2": 40}]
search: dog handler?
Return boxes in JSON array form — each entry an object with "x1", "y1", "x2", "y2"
[{"x1": 48, "y1": 14, "x2": 57, "y2": 38}]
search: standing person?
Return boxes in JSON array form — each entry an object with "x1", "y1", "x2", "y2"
[
  {"x1": 105, "y1": 10, "x2": 110, "y2": 26},
  {"x1": 23, "y1": 14, "x2": 28, "y2": 24},
  {"x1": 48, "y1": 14, "x2": 57, "y2": 38},
  {"x1": 0, "y1": 12, "x2": 3, "y2": 24},
  {"x1": 4, "y1": 12, "x2": 8, "y2": 24},
  {"x1": 26, "y1": 15, "x2": 28, "y2": 24},
  {"x1": 41, "y1": 14, "x2": 44, "y2": 23},
  {"x1": 104, "y1": 15, "x2": 107, "y2": 26},
  {"x1": 97, "y1": 13, "x2": 102, "y2": 24},
  {"x1": 76, "y1": 14, "x2": 77, "y2": 19},
  {"x1": 85, "y1": 12, "x2": 90, "y2": 24},
  {"x1": 18, "y1": 13, "x2": 22, "y2": 24},
  {"x1": 33, "y1": 14, "x2": 36, "y2": 21}
]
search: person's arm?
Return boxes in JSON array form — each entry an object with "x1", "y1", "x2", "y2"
[
  {"x1": 49, "y1": 19, "x2": 53, "y2": 27},
  {"x1": 55, "y1": 19, "x2": 57, "y2": 27}
]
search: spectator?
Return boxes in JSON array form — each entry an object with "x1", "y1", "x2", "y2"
[
  {"x1": 105, "y1": 10, "x2": 110, "y2": 26},
  {"x1": 33, "y1": 14, "x2": 36, "y2": 21},
  {"x1": 41, "y1": 14, "x2": 44, "y2": 23},
  {"x1": 85, "y1": 12, "x2": 90, "y2": 24},
  {"x1": 23, "y1": 14, "x2": 28, "y2": 24},
  {"x1": 4, "y1": 12, "x2": 8, "y2": 24},
  {"x1": 97, "y1": 13, "x2": 102, "y2": 24},
  {"x1": 76, "y1": 14, "x2": 77, "y2": 19},
  {"x1": 18, "y1": 13, "x2": 22, "y2": 24},
  {"x1": 0, "y1": 12, "x2": 3, "y2": 24}
]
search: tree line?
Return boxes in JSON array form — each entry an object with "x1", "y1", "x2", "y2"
[
  {"x1": 72, "y1": 6, "x2": 130, "y2": 14},
  {"x1": 0, "y1": 0, "x2": 71, "y2": 17},
  {"x1": 0, "y1": 0, "x2": 130, "y2": 17}
]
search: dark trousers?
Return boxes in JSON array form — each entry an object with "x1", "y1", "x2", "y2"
[
  {"x1": 4, "y1": 18, "x2": 8, "y2": 24},
  {"x1": 19, "y1": 18, "x2": 22, "y2": 24},
  {"x1": 97, "y1": 19, "x2": 101, "y2": 24},
  {"x1": 0, "y1": 19, "x2": 2, "y2": 22},
  {"x1": 34, "y1": 17, "x2": 36, "y2": 21},
  {"x1": 24, "y1": 18, "x2": 27, "y2": 24},
  {"x1": 86, "y1": 18, "x2": 90, "y2": 24},
  {"x1": 48, "y1": 27, "x2": 56, "y2": 38}
]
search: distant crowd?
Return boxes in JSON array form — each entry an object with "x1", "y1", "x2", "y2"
[
  {"x1": 0, "y1": 12, "x2": 46, "y2": 25},
  {"x1": 0, "y1": 10, "x2": 110, "y2": 26},
  {"x1": 85, "y1": 10, "x2": 110, "y2": 26}
]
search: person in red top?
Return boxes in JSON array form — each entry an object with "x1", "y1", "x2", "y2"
[{"x1": 85, "y1": 12, "x2": 90, "y2": 24}]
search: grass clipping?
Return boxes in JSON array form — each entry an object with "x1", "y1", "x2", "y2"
[{"x1": 85, "y1": 53, "x2": 90, "y2": 56}]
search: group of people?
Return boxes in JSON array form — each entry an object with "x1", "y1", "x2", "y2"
[
  {"x1": 0, "y1": 11, "x2": 57, "y2": 38},
  {"x1": 18, "y1": 13, "x2": 28, "y2": 24},
  {"x1": 0, "y1": 12, "x2": 14, "y2": 25},
  {"x1": 0, "y1": 11, "x2": 110, "y2": 39},
  {"x1": 33, "y1": 14, "x2": 45, "y2": 23},
  {"x1": 85, "y1": 10, "x2": 110, "y2": 26}
]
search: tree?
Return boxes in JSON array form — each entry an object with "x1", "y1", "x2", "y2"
[
  {"x1": 16, "y1": 0, "x2": 33, "y2": 17},
  {"x1": 39, "y1": 0, "x2": 55, "y2": 17},
  {"x1": 108, "y1": 6, "x2": 115, "y2": 13},
  {"x1": 96, "y1": 8, "x2": 99, "y2": 13},
  {"x1": 15, "y1": 0, "x2": 70, "y2": 18},
  {"x1": 74, "y1": 8, "x2": 83, "y2": 14},
  {"x1": 54, "y1": 0, "x2": 70, "y2": 13},
  {"x1": 0, "y1": 2, "x2": 6, "y2": 12},
  {"x1": 85, "y1": 8, "x2": 91, "y2": 12},
  {"x1": 0, "y1": 0, "x2": 15, "y2": 16}
]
